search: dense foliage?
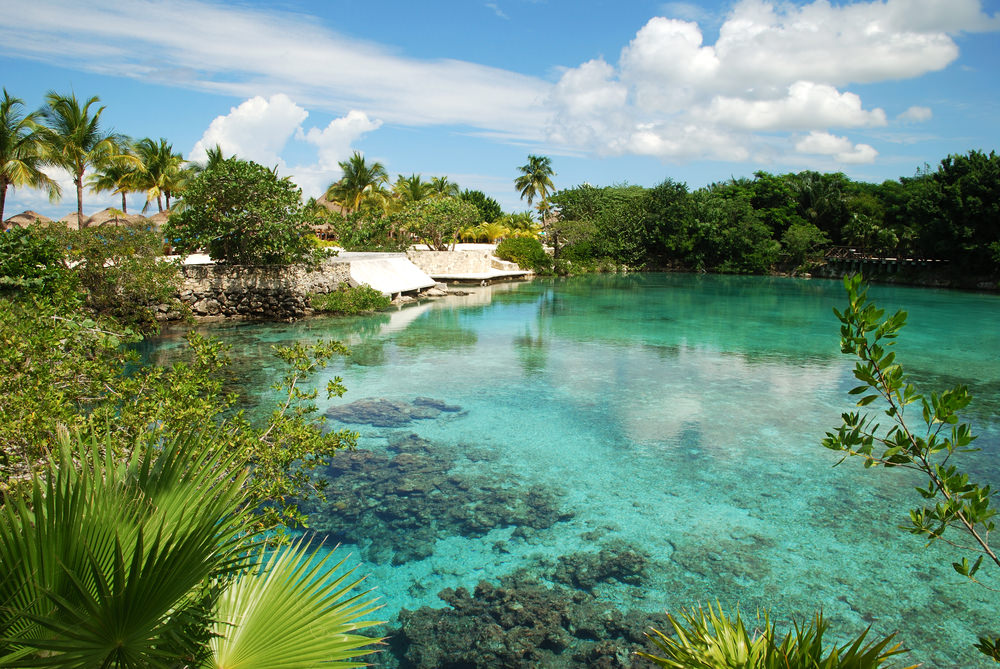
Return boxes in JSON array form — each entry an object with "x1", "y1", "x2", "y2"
[
  {"x1": 397, "y1": 197, "x2": 480, "y2": 251},
  {"x1": 460, "y1": 188, "x2": 502, "y2": 222},
  {"x1": 495, "y1": 236, "x2": 552, "y2": 273},
  {"x1": 166, "y1": 157, "x2": 322, "y2": 265},
  {"x1": 311, "y1": 282, "x2": 392, "y2": 314},
  {"x1": 548, "y1": 150, "x2": 999, "y2": 278}
]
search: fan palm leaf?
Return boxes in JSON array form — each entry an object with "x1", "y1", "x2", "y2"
[
  {"x1": 0, "y1": 426, "x2": 251, "y2": 668},
  {"x1": 207, "y1": 537, "x2": 382, "y2": 668}
]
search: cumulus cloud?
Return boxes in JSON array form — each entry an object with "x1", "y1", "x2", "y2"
[
  {"x1": 544, "y1": 0, "x2": 992, "y2": 162},
  {"x1": 897, "y1": 105, "x2": 933, "y2": 122},
  {"x1": 189, "y1": 96, "x2": 383, "y2": 199},
  {"x1": 795, "y1": 131, "x2": 878, "y2": 163},
  {"x1": 190, "y1": 94, "x2": 308, "y2": 166},
  {"x1": 299, "y1": 111, "x2": 383, "y2": 170}
]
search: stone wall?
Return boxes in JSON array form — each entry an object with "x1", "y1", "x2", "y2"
[
  {"x1": 407, "y1": 250, "x2": 521, "y2": 274},
  {"x1": 161, "y1": 259, "x2": 351, "y2": 321}
]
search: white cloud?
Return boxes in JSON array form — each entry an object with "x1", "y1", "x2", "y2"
[
  {"x1": 190, "y1": 94, "x2": 308, "y2": 167},
  {"x1": 897, "y1": 105, "x2": 933, "y2": 122},
  {"x1": 0, "y1": 0, "x2": 549, "y2": 141},
  {"x1": 299, "y1": 111, "x2": 382, "y2": 170},
  {"x1": 545, "y1": 0, "x2": 988, "y2": 162},
  {"x1": 795, "y1": 131, "x2": 878, "y2": 163},
  {"x1": 189, "y1": 97, "x2": 384, "y2": 200},
  {"x1": 705, "y1": 82, "x2": 887, "y2": 130}
]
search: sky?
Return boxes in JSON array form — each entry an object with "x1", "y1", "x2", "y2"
[{"x1": 2, "y1": 0, "x2": 999, "y2": 220}]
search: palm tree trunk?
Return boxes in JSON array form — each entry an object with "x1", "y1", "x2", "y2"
[
  {"x1": 121, "y1": 192, "x2": 128, "y2": 214},
  {"x1": 0, "y1": 184, "x2": 7, "y2": 225},
  {"x1": 165, "y1": 191, "x2": 171, "y2": 210},
  {"x1": 76, "y1": 172, "x2": 85, "y2": 228},
  {"x1": 157, "y1": 194, "x2": 164, "y2": 212}
]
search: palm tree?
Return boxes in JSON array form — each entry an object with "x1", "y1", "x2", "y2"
[
  {"x1": 134, "y1": 137, "x2": 185, "y2": 212},
  {"x1": 514, "y1": 154, "x2": 556, "y2": 209},
  {"x1": 87, "y1": 147, "x2": 143, "y2": 214},
  {"x1": 324, "y1": 151, "x2": 388, "y2": 215},
  {"x1": 39, "y1": 91, "x2": 135, "y2": 225},
  {"x1": 429, "y1": 175, "x2": 460, "y2": 198},
  {"x1": 0, "y1": 89, "x2": 60, "y2": 223},
  {"x1": 393, "y1": 173, "x2": 432, "y2": 203}
]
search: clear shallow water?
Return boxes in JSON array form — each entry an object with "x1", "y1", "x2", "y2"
[{"x1": 148, "y1": 273, "x2": 1000, "y2": 667}]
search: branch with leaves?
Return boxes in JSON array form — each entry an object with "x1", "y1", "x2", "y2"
[{"x1": 824, "y1": 273, "x2": 1000, "y2": 661}]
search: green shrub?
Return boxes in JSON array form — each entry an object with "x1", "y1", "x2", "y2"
[
  {"x1": 166, "y1": 158, "x2": 322, "y2": 266},
  {"x1": 495, "y1": 236, "x2": 552, "y2": 273},
  {"x1": 311, "y1": 283, "x2": 391, "y2": 315},
  {"x1": 0, "y1": 226, "x2": 75, "y2": 295},
  {"x1": 639, "y1": 603, "x2": 912, "y2": 669}
]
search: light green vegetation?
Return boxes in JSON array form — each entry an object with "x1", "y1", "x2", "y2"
[
  {"x1": 311, "y1": 282, "x2": 392, "y2": 315},
  {"x1": 825, "y1": 273, "x2": 1000, "y2": 661}
]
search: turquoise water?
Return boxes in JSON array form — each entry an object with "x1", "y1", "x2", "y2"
[{"x1": 149, "y1": 274, "x2": 1000, "y2": 667}]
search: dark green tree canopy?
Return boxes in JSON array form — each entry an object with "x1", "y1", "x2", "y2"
[
  {"x1": 166, "y1": 157, "x2": 319, "y2": 265},
  {"x1": 460, "y1": 189, "x2": 502, "y2": 222}
]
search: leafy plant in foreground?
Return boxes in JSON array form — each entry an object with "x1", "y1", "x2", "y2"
[
  {"x1": 824, "y1": 273, "x2": 1000, "y2": 661},
  {"x1": 0, "y1": 426, "x2": 382, "y2": 667},
  {"x1": 639, "y1": 603, "x2": 911, "y2": 669}
]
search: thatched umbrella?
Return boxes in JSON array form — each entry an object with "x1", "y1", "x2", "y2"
[
  {"x1": 87, "y1": 207, "x2": 131, "y2": 227},
  {"x1": 148, "y1": 210, "x2": 171, "y2": 229},
  {"x1": 2, "y1": 210, "x2": 54, "y2": 230},
  {"x1": 59, "y1": 213, "x2": 86, "y2": 230}
]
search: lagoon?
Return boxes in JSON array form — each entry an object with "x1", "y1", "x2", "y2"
[{"x1": 148, "y1": 273, "x2": 1000, "y2": 667}]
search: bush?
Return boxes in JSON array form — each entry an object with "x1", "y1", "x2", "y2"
[
  {"x1": 166, "y1": 158, "x2": 322, "y2": 265},
  {"x1": 311, "y1": 283, "x2": 391, "y2": 315},
  {"x1": 639, "y1": 603, "x2": 910, "y2": 669},
  {"x1": 0, "y1": 226, "x2": 75, "y2": 295},
  {"x1": 496, "y1": 236, "x2": 552, "y2": 273}
]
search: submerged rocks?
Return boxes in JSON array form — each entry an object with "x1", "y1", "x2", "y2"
[
  {"x1": 551, "y1": 540, "x2": 651, "y2": 592},
  {"x1": 387, "y1": 572, "x2": 667, "y2": 668},
  {"x1": 305, "y1": 433, "x2": 573, "y2": 565},
  {"x1": 325, "y1": 396, "x2": 463, "y2": 427}
]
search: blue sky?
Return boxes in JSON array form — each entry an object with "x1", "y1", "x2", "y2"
[{"x1": 2, "y1": 0, "x2": 998, "y2": 219}]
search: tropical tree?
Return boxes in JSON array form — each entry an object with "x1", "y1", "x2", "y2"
[
  {"x1": 167, "y1": 157, "x2": 319, "y2": 265},
  {"x1": 134, "y1": 137, "x2": 186, "y2": 212},
  {"x1": 514, "y1": 154, "x2": 556, "y2": 209},
  {"x1": 86, "y1": 149, "x2": 142, "y2": 214},
  {"x1": 393, "y1": 173, "x2": 432, "y2": 204},
  {"x1": 0, "y1": 89, "x2": 60, "y2": 223},
  {"x1": 39, "y1": 91, "x2": 136, "y2": 225},
  {"x1": 429, "y1": 175, "x2": 460, "y2": 198},
  {"x1": 325, "y1": 151, "x2": 388, "y2": 215},
  {"x1": 460, "y1": 189, "x2": 502, "y2": 222}
]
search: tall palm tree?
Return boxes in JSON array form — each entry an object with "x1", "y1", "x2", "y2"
[
  {"x1": 393, "y1": 173, "x2": 432, "y2": 203},
  {"x1": 0, "y1": 89, "x2": 60, "y2": 223},
  {"x1": 87, "y1": 147, "x2": 143, "y2": 214},
  {"x1": 514, "y1": 154, "x2": 556, "y2": 209},
  {"x1": 325, "y1": 151, "x2": 388, "y2": 214},
  {"x1": 429, "y1": 175, "x2": 460, "y2": 198},
  {"x1": 39, "y1": 91, "x2": 135, "y2": 225},
  {"x1": 134, "y1": 137, "x2": 185, "y2": 212}
]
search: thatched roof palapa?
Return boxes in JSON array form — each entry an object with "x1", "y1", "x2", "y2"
[
  {"x1": 148, "y1": 210, "x2": 171, "y2": 228},
  {"x1": 2, "y1": 210, "x2": 54, "y2": 230},
  {"x1": 86, "y1": 207, "x2": 133, "y2": 227},
  {"x1": 58, "y1": 213, "x2": 86, "y2": 231}
]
